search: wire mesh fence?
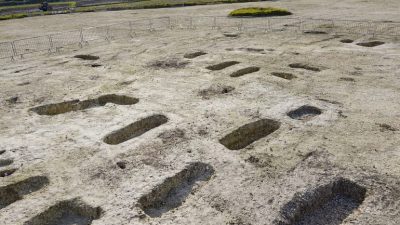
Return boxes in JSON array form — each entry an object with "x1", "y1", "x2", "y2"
[{"x1": 0, "y1": 16, "x2": 399, "y2": 61}]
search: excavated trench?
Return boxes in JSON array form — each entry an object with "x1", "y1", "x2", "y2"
[
  {"x1": 184, "y1": 51, "x2": 207, "y2": 59},
  {"x1": 287, "y1": 105, "x2": 322, "y2": 121},
  {"x1": 206, "y1": 61, "x2": 240, "y2": 71},
  {"x1": 0, "y1": 176, "x2": 49, "y2": 210},
  {"x1": 0, "y1": 168, "x2": 17, "y2": 177},
  {"x1": 289, "y1": 63, "x2": 321, "y2": 72},
  {"x1": 139, "y1": 162, "x2": 214, "y2": 217},
  {"x1": 74, "y1": 55, "x2": 100, "y2": 60},
  {"x1": 103, "y1": 114, "x2": 168, "y2": 145},
  {"x1": 24, "y1": 198, "x2": 103, "y2": 225},
  {"x1": 0, "y1": 159, "x2": 13, "y2": 167},
  {"x1": 30, "y1": 94, "x2": 138, "y2": 116},
  {"x1": 219, "y1": 118, "x2": 281, "y2": 150},
  {"x1": 230, "y1": 66, "x2": 260, "y2": 77},
  {"x1": 198, "y1": 84, "x2": 235, "y2": 99},
  {"x1": 271, "y1": 72, "x2": 297, "y2": 80},
  {"x1": 278, "y1": 178, "x2": 366, "y2": 225},
  {"x1": 356, "y1": 41, "x2": 385, "y2": 47}
]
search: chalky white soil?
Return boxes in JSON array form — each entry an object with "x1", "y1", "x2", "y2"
[{"x1": 0, "y1": 0, "x2": 400, "y2": 224}]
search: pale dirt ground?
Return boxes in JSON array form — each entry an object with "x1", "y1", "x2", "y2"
[{"x1": 0, "y1": 0, "x2": 400, "y2": 225}]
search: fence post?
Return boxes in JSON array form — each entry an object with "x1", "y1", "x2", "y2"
[
  {"x1": 48, "y1": 35, "x2": 54, "y2": 53},
  {"x1": 298, "y1": 19, "x2": 303, "y2": 33},
  {"x1": 189, "y1": 17, "x2": 193, "y2": 29},
  {"x1": 237, "y1": 18, "x2": 243, "y2": 31},
  {"x1": 11, "y1": 41, "x2": 17, "y2": 60},
  {"x1": 266, "y1": 19, "x2": 270, "y2": 32},
  {"x1": 105, "y1": 26, "x2": 111, "y2": 42},
  {"x1": 370, "y1": 22, "x2": 377, "y2": 38},
  {"x1": 79, "y1": 28, "x2": 84, "y2": 48},
  {"x1": 129, "y1": 21, "x2": 135, "y2": 38},
  {"x1": 167, "y1": 17, "x2": 172, "y2": 29},
  {"x1": 148, "y1": 19, "x2": 154, "y2": 32},
  {"x1": 212, "y1": 17, "x2": 217, "y2": 30}
]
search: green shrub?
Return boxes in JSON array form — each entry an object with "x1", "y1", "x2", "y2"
[{"x1": 229, "y1": 7, "x2": 292, "y2": 17}]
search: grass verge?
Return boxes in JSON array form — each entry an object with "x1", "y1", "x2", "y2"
[
  {"x1": 0, "y1": 1, "x2": 75, "y2": 12},
  {"x1": 229, "y1": 7, "x2": 291, "y2": 17},
  {"x1": 0, "y1": 0, "x2": 267, "y2": 21}
]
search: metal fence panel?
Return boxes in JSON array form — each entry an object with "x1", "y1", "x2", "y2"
[
  {"x1": 106, "y1": 23, "x2": 130, "y2": 40},
  {"x1": 301, "y1": 19, "x2": 335, "y2": 33},
  {"x1": 268, "y1": 17, "x2": 302, "y2": 32},
  {"x1": 51, "y1": 30, "x2": 81, "y2": 49},
  {"x1": 215, "y1": 16, "x2": 242, "y2": 29},
  {"x1": 13, "y1": 36, "x2": 50, "y2": 56},
  {"x1": 129, "y1": 19, "x2": 153, "y2": 32},
  {"x1": 170, "y1": 16, "x2": 193, "y2": 29},
  {"x1": 191, "y1": 16, "x2": 215, "y2": 29},
  {"x1": 333, "y1": 20, "x2": 375, "y2": 35},
  {"x1": 0, "y1": 16, "x2": 398, "y2": 62},
  {"x1": 373, "y1": 22, "x2": 400, "y2": 37},
  {"x1": 150, "y1": 17, "x2": 170, "y2": 31},
  {"x1": 83, "y1": 26, "x2": 108, "y2": 42},
  {"x1": 0, "y1": 42, "x2": 13, "y2": 59}
]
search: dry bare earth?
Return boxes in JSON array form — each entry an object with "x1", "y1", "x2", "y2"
[{"x1": 0, "y1": 0, "x2": 400, "y2": 225}]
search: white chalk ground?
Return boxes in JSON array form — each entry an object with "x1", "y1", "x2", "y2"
[{"x1": 0, "y1": 0, "x2": 400, "y2": 224}]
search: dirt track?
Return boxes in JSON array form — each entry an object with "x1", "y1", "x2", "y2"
[{"x1": 0, "y1": 0, "x2": 400, "y2": 224}]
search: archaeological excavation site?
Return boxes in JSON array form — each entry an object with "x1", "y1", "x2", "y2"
[{"x1": 0, "y1": 0, "x2": 400, "y2": 224}]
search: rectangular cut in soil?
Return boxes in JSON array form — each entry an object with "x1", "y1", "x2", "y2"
[
  {"x1": 184, "y1": 51, "x2": 207, "y2": 59},
  {"x1": 288, "y1": 63, "x2": 321, "y2": 72},
  {"x1": 103, "y1": 114, "x2": 168, "y2": 145},
  {"x1": 0, "y1": 176, "x2": 49, "y2": 210},
  {"x1": 219, "y1": 119, "x2": 281, "y2": 150},
  {"x1": 230, "y1": 66, "x2": 260, "y2": 77},
  {"x1": 278, "y1": 178, "x2": 366, "y2": 225},
  {"x1": 24, "y1": 199, "x2": 103, "y2": 225},
  {"x1": 206, "y1": 61, "x2": 240, "y2": 71},
  {"x1": 30, "y1": 94, "x2": 138, "y2": 115},
  {"x1": 271, "y1": 72, "x2": 297, "y2": 80},
  {"x1": 139, "y1": 162, "x2": 214, "y2": 217}
]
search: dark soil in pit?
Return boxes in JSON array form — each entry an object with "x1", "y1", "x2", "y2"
[
  {"x1": 278, "y1": 178, "x2": 366, "y2": 225},
  {"x1": 23, "y1": 198, "x2": 103, "y2": 225},
  {"x1": 198, "y1": 84, "x2": 235, "y2": 99},
  {"x1": 206, "y1": 61, "x2": 240, "y2": 71},
  {"x1": 377, "y1": 123, "x2": 398, "y2": 132},
  {"x1": 219, "y1": 118, "x2": 281, "y2": 150},
  {"x1": 223, "y1": 33, "x2": 239, "y2": 38},
  {"x1": 184, "y1": 51, "x2": 207, "y2": 59},
  {"x1": 6, "y1": 97, "x2": 18, "y2": 104},
  {"x1": 287, "y1": 105, "x2": 322, "y2": 121},
  {"x1": 0, "y1": 159, "x2": 13, "y2": 167},
  {"x1": 138, "y1": 162, "x2": 214, "y2": 217},
  {"x1": 230, "y1": 66, "x2": 260, "y2": 77},
  {"x1": 74, "y1": 55, "x2": 100, "y2": 60},
  {"x1": 0, "y1": 168, "x2": 17, "y2": 177},
  {"x1": 91, "y1": 63, "x2": 102, "y2": 67},
  {"x1": 238, "y1": 48, "x2": 264, "y2": 53},
  {"x1": 30, "y1": 94, "x2": 138, "y2": 116},
  {"x1": 103, "y1": 114, "x2": 168, "y2": 145},
  {"x1": 340, "y1": 39, "x2": 354, "y2": 43},
  {"x1": 303, "y1": 31, "x2": 328, "y2": 34},
  {"x1": 339, "y1": 77, "x2": 355, "y2": 82},
  {"x1": 271, "y1": 72, "x2": 297, "y2": 80},
  {"x1": 148, "y1": 58, "x2": 189, "y2": 69},
  {"x1": 116, "y1": 161, "x2": 127, "y2": 169},
  {"x1": 356, "y1": 41, "x2": 385, "y2": 47},
  {"x1": 289, "y1": 63, "x2": 321, "y2": 72},
  {"x1": 0, "y1": 176, "x2": 49, "y2": 210}
]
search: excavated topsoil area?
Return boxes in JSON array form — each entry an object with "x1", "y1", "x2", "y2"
[{"x1": 0, "y1": 0, "x2": 400, "y2": 224}]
